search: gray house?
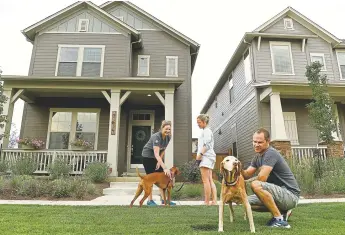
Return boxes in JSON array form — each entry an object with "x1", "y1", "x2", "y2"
[
  {"x1": 0, "y1": 1, "x2": 199, "y2": 177},
  {"x1": 201, "y1": 6, "x2": 345, "y2": 165}
]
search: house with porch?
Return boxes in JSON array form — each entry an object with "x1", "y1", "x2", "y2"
[
  {"x1": 0, "y1": 1, "x2": 199, "y2": 177},
  {"x1": 201, "y1": 6, "x2": 345, "y2": 165}
]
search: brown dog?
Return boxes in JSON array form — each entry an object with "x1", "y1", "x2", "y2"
[
  {"x1": 218, "y1": 156, "x2": 255, "y2": 233},
  {"x1": 129, "y1": 166, "x2": 180, "y2": 207}
]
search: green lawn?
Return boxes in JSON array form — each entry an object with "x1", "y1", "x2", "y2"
[{"x1": 0, "y1": 203, "x2": 344, "y2": 234}]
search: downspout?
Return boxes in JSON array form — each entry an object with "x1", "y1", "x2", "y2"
[{"x1": 130, "y1": 36, "x2": 142, "y2": 77}]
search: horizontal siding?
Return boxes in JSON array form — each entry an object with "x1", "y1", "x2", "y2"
[
  {"x1": 20, "y1": 98, "x2": 110, "y2": 150},
  {"x1": 263, "y1": 17, "x2": 315, "y2": 35},
  {"x1": 254, "y1": 38, "x2": 308, "y2": 81},
  {"x1": 132, "y1": 31, "x2": 189, "y2": 79},
  {"x1": 31, "y1": 33, "x2": 130, "y2": 77},
  {"x1": 206, "y1": 45, "x2": 258, "y2": 165}
]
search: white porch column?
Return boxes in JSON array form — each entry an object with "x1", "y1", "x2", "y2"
[
  {"x1": 107, "y1": 89, "x2": 121, "y2": 176},
  {"x1": 270, "y1": 92, "x2": 288, "y2": 141},
  {"x1": 1, "y1": 88, "x2": 14, "y2": 148},
  {"x1": 164, "y1": 90, "x2": 174, "y2": 168},
  {"x1": 332, "y1": 104, "x2": 342, "y2": 141}
]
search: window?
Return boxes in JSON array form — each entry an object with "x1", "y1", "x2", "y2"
[
  {"x1": 48, "y1": 109, "x2": 99, "y2": 150},
  {"x1": 228, "y1": 74, "x2": 234, "y2": 103},
  {"x1": 310, "y1": 53, "x2": 326, "y2": 71},
  {"x1": 270, "y1": 41, "x2": 294, "y2": 75},
  {"x1": 284, "y1": 18, "x2": 294, "y2": 30},
  {"x1": 283, "y1": 112, "x2": 299, "y2": 145},
  {"x1": 243, "y1": 50, "x2": 252, "y2": 84},
  {"x1": 115, "y1": 16, "x2": 124, "y2": 21},
  {"x1": 56, "y1": 45, "x2": 105, "y2": 77},
  {"x1": 137, "y1": 55, "x2": 150, "y2": 76},
  {"x1": 166, "y1": 56, "x2": 178, "y2": 77},
  {"x1": 78, "y1": 19, "x2": 89, "y2": 32},
  {"x1": 336, "y1": 51, "x2": 345, "y2": 79}
]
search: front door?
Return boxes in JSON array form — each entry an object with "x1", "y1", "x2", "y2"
[
  {"x1": 127, "y1": 110, "x2": 155, "y2": 169},
  {"x1": 131, "y1": 126, "x2": 151, "y2": 166}
]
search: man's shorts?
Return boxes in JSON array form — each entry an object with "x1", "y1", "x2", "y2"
[{"x1": 248, "y1": 182, "x2": 299, "y2": 211}]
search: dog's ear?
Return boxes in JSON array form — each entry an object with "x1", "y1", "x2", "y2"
[
  {"x1": 236, "y1": 161, "x2": 243, "y2": 178},
  {"x1": 176, "y1": 168, "x2": 181, "y2": 175},
  {"x1": 220, "y1": 162, "x2": 225, "y2": 175}
]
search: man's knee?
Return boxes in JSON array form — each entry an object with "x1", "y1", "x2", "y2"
[{"x1": 250, "y1": 180, "x2": 262, "y2": 192}]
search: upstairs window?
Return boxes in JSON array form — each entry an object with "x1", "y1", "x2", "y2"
[
  {"x1": 284, "y1": 18, "x2": 294, "y2": 30},
  {"x1": 228, "y1": 74, "x2": 234, "y2": 103},
  {"x1": 137, "y1": 55, "x2": 150, "y2": 76},
  {"x1": 243, "y1": 50, "x2": 252, "y2": 84},
  {"x1": 336, "y1": 51, "x2": 345, "y2": 80},
  {"x1": 166, "y1": 56, "x2": 178, "y2": 77},
  {"x1": 56, "y1": 45, "x2": 105, "y2": 77},
  {"x1": 269, "y1": 41, "x2": 294, "y2": 75},
  {"x1": 310, "y1": 53, "x2": 326, "y2": 71},
  {"x1": 78, "y1": 19, "x2": 89, "y2": 32}
]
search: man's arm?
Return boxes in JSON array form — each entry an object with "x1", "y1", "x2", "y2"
[
  {"x1": 256, "y1": 165, "x2": 273, "y2": 182},
  {"x1": 242, "y1": 166, "x2": 257, "y2": 180}
]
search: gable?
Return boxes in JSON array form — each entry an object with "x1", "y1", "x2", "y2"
[
  {"x1": 106, "y1": 4, "x2": 157, "y2": 30},
  {"x1": 42, "y1": 9, "x2": 120, "y2": 34},
  {"x1": 262, "y1": 16, "x2": 316, "y2": 36}
]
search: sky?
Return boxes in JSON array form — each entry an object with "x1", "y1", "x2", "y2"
[{"x1": 1, "y1": 0, "x2": 345, "y2": 138}]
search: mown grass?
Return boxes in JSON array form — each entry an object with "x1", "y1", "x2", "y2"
[{"x1": 0, "y1": 203, "x2": 344, "y2": 234}]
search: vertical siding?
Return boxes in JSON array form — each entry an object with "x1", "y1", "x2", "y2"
[
  {"x1": 106, "y1": 5, "x2": 157, "y2": 29},
  {"x1": 263, "y1": 17, "x2": 315, "y2": 35},
  {"x1": 31, "y1": 33, "x2": 130, "y2": 77},
  {"x1": 132, "y1": 31, "x2": 189, "y2": 79},
  {"x1": 42, "y1": 10, "x2": 119, "y2": 33}
]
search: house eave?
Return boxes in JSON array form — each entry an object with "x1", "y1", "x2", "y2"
[
  {"x1": 21, "y1": 1, "x2": 140, "y2": 42},
  {"x1": 0, "y1": 75, "x2": 184, "y2": 85}
]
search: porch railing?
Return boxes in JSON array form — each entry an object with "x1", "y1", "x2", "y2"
[
  {"x1": 291, "y1": 146, "x2": 327, "y2": 162},
  {"x1": 0, "y1": 149, "x2": 108, "y2": 174}
]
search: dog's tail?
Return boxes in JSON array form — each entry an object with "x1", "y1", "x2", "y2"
[{"x1": 136, "y1": 167, "x2": 143, "y2": 179}]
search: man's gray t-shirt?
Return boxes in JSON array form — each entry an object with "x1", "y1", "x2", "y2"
[
  {"x1": 142, "y1": 132, "x2": 171, "y2": 158},
  {"x1": 250, "y1": 147, "x2": 301, "y2": 196}
]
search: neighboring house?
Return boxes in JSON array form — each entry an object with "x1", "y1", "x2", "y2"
[
  {"x1": 0, "y1": 1, "x2": 199, "y2": 177},
  {"x1": 201, "y1": 6, "x2": 345, "y2": 165}
]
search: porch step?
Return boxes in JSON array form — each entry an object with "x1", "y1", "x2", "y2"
[
  {"x1": 111, "y1": 177, "x2": 141, "y2": 182},
  {"x1": 103, "y1": 182, "x2": 160, "y2": 196}
]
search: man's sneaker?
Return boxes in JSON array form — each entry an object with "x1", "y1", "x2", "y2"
[
  {"x1": 146, "y1": 200, "x2": 157, "y2": 206},
  {"x1": 266, "y1": 218, "x2": 291, "y2": 228},
  {"x1": 282, "y1": 209, "x2": 292, "y2": 222},
  {"x1": 161, "y1": 200, "x2": 176, "y2": 206}
]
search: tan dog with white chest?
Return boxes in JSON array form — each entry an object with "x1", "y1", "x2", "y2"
[{"x1": 218, "y1": 156, "x2": 255, "y2": 233}]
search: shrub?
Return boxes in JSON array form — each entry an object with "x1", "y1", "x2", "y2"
[
  {"x1": 84, "y1": 162, "x2": 110, "y2": 183},
  {"x1": 10, "y1": 175, "x2": 34, "y2": 191},
  {"x1": 11, "y1": 157, "x2": 36, "y2": 175},
  {"x1": 51, "y1": 179, "x2": 73, "y2": 198},
  {"x1": 17, "y1": 178, "x2": 46, "y2": 197},
  {"x1": 0, "y1": 160, "x2": 9, "y2": 173},
  {"x1": 179, "y1": 160, "x2": 201, "y2": 183},
  {"x1": 49, "y1": 158, "x2": 71, "y2": 179}
]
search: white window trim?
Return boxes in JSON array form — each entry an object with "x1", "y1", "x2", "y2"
[
  {"x1": 310, "y1": 53, "x2": 327, "y2": 71},
  {"x1": 78, "y1": 19, "x2": 89, "y2": 32},
  {"x1": 137, "y1": 55, "x2": 150, "y2": 76},
  {"x1": 228, "y1": 78, "x2": 234, "y2": 103},
  {"x1": 55, "y1": 45, "x2": 106, "y2": 77},
  {"x1": 336, "y1": 50, "x2": 345, "y2": 80},
  {"x1": 46, "y1": 108, "x2": 100, "y2": 150},
  {"x1": 269, "y1": 41, "x2": 295, "y2": 75},
  {"x1": 166, "y1": 56, "x2": 178, "y2": 77},
  {"x1": 283, "y1": 18, "x2": 294, "y2": 30}
]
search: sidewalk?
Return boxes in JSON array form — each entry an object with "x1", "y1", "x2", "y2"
[{"x1": 0, "y1": 196, "x2": 344, "y2": 206}]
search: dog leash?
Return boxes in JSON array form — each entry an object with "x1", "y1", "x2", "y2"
[{"x1": 174, "y1": 160, "x2": 201, "y2": 192}]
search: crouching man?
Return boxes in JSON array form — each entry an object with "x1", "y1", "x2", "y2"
[{"x1": 242, "y1": 128, "x2": 300, "y2": 228}]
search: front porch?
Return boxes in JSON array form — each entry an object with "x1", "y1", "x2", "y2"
[
  {"x1": 258, "y1": 82, "x2": 345, "y2": 158},
  {"x1": 1, "y1": 76, "x2": 182, "y2": 176}
]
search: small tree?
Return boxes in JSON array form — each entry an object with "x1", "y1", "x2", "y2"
[
  {"x1": 0, "y1": 68, "x2": 9, "y2": 142},
  {"x1": 305, "y1": 61, "x2": 338, "y2": 144}
]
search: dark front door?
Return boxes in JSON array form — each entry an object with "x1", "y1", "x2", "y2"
[{"x1": 131, "y1": 126, "x2": 151, "y2": 165}]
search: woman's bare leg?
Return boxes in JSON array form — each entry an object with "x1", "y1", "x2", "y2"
[
  {"x1": 200, "y1": 167, "x2": 211, "y2": 204},
  {"x1": 208, "y1": 169, "x2": 217, "y2": 205}
]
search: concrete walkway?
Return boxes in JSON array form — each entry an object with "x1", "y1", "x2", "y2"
[{"x1": 0, "y1": 196, "x2": 344, "y2": 206}]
